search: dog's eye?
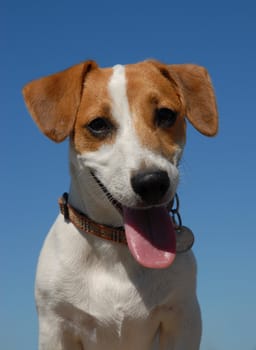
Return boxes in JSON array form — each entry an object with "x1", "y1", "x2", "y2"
[
  {"x1": 86, "y1": 117, "x2": 113, "y2": 138},
  {"x1": 155, "y1": 108, "x2": 177, "y2": 128}
]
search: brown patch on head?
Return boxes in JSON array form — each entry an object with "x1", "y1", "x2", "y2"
[
  {"x1": 23, "y1": 61, "x2": 118, "y2": 153},
  {"x1": 125, "y1": 60, "x2": 218, "y2": 161},
  {"x1": 72, "y1": 67, "x2": 117, "y2": 154},
  {"x1": 125, "y1": 61, "x2": 187, "y2": 161}
]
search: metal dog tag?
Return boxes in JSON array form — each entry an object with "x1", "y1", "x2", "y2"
[{"x1": 175, "y1": 226, "x2": 195, "y2": 253}]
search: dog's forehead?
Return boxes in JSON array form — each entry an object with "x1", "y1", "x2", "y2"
[
  {"x1": 82, "y1": 61, "x2": 181, "y2": 114},
  {"x1": 102, "y1": 61, "x2": 178, "y2": 94}
]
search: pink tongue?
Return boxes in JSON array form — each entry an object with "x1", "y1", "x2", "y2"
[{"x1": 123, "y1": 207, "x2": 176, "y2": 269}]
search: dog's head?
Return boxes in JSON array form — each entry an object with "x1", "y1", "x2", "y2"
[{"x1": 23, "y1": 59, "x2": 218, "y2": 268}]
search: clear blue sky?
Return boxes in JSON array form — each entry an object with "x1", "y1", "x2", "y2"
[{"x1": 1, "y1": 1, "x2": 256, "y2": 349}]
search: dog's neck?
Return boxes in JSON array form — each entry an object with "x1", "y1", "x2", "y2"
[{"x1": 68, "y1": 145, "x2": 123, "y2": 228}]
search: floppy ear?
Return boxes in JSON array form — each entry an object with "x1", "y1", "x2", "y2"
[
  {"x1": 22, "y1": 60, "x2": 98, "y2": 142},
  {"x1": 169, "y1": 64, "x2": 218, "y2": 136}
]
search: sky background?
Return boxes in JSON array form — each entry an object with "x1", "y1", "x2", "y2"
[{"x1": 1, "y1": 0, "x2": 256, "y2": 349}]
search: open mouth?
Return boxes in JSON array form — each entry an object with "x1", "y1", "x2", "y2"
[{"x1": 91, "y1": 172, "x2": 176, "y2": 269}]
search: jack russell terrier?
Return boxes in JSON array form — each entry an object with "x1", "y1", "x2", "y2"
[{"x1": 23, "y1": 59, "x2": 218, "y2": 350}]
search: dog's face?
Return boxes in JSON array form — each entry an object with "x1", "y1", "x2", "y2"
[
  {"x1": 23, "y1": 59, "x2": 218, "y2": 268},
  {"x1": 73, "y1": 62, "x2": 187, "y2": 208},
  {"x1": 23, "y1": 60, "x2": 217, "y2": 209}
]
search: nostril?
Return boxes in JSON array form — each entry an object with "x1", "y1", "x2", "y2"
[{"x1": 131, "y1": 170, "x2": 170, "y2": 204}]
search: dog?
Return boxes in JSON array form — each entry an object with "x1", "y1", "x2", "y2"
[{"x1": 23, "y1": 59, "x2": 218, "y2": 350}]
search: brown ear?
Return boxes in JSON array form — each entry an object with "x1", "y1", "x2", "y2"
[
  {"x1": 22, "y1": 60, "x2": 98, "y2": 142},
  {"x1": 169, "y1": 64, "x2": 218, "y2": 136}
]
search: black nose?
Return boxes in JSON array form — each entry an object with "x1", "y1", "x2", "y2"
[{"x1": 131, "y1": 170, "x2": 170, "y2": 205}]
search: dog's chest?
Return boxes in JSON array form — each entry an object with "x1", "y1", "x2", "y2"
[
  {"x1": 36, "y1": 217, "x2": 196, "y2": 349},
  {"x1": 57, "y1": 256, "x2": 181, "y2": 349}
]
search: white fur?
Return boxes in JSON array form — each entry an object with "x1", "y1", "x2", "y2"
[{"x1": 35, "y1": 65, "x2": 201, "y2": 350}]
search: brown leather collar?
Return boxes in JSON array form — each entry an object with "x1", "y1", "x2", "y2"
[
  {"x1": 58, "y1": 193, "x2": 194, "y2": 253},
  {"x1": 58, "y1": 193, "x2": 127, "y2": 244}
]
